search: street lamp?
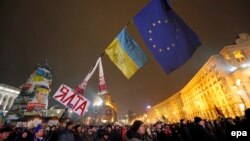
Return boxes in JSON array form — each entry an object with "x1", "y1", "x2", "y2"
[
  {"x1": 146, "y1": 105, "x2": 151, "y2": 109},
  {"x1": 93, "y1": 96, "x2": 103, "y2": 107}
]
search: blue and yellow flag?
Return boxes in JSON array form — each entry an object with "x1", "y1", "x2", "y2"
[
  {"x1": 105, "y1": 28, "x2": 147, "y2": 79},
  {"x1": 0, "y1": 112, "x2": 6, "y2": 124},
  {"x1": 134, "y1": 0, "x2": 201, "y2": 74}
]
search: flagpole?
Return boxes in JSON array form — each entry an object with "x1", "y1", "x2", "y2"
[
  {"x1": 59, "y1": 52, "x2": 106, "y2": 122},
  {"x1": 125, "y1": 19, "x2": 133, "y2": 28},
  {"x1": 101, "y1": 51, "x2": 105, "y2": 57},
  {"x1": 59, "y1": 107, "x2": 69, "y2": 122}
]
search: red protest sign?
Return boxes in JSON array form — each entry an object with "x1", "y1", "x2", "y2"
[{"x1": 53, "y1": 84, "x2": 90, "y2": 116}]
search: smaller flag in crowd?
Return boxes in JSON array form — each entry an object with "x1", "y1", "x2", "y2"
[
  {"x1": 105, "y1": 28, "x2": 148, "y2": 79},
  {"x1": 134, "y1": 0, "x2": 201, "y2": 74},
  {"x1": 214, "y1": 105, "x2": 225, "y2": 118}
]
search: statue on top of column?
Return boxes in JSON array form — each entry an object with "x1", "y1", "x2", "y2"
[{"x1": 235, "y1": 33, "x2": 250, "y2": 45}]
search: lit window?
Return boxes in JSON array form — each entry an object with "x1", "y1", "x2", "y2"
[
  {"x1": 224, "y1": 54, "x2": 231, "y2": 60},
  {"x1": 233, "y1": 50, "x2": 246, "y2": 62}
]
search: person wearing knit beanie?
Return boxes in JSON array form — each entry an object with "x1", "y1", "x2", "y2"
[
  {"x1": 33, "y1": 125, "x2": 42, "y2": 134},
  {"x1": 131, "y1": 120, "x2": 144, "y2": 132},
  {"x1": 33, "y1": 125, "x2": 45, "y2": 141},
  {"x1": 125, "y1": 120, "x2": 145, "y2": 141}
]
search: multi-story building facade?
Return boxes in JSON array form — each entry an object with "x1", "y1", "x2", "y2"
[
  {"x1": 146, "y1": 34, "x2": 250, "y2": 123},
  {"x1": 146, "y1": 93, "x2": 183, "y2": 123},
  {"x1": 101, "y1": 93, "x2": 117, "y2": 122},
  {"x1": 83, "y1": 92, "x2": 117, "y2": 125},
  {"x1": 0, "y1": 83, "x2": 20, "y2": 115}
]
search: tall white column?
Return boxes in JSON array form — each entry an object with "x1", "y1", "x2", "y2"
[
  {"x1": 3, "y1": 96, "x2": 9, "y2": 110},
  {"x1": 0, "y1": 94, "x2": 4, "y2": 105},
  {"x1": 8, "y1": 97, "x2": 15, "y2": 110}
]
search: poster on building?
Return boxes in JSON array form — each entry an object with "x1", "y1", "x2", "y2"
[
  {"x1": 6, "y1": 60, "x2": 52, "y2": 120},
  {"x1": 16, "y1": 122, "x2": 28, "y2": 128},
  {"x1": 48, "y1": 120, "x2": 59, "y2": 126},
  {"x1": 26, "y1": 84, "x2": 49, "y2": 112},
  {"x1": 53, "y1": 84, "x2": 90, "y2": 116}
]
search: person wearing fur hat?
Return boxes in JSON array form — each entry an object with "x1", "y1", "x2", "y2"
[
  {"x1": 125, "y1": 120, "x2": 146, "y2": 141},
  {"x1": 33, "y1": 125, "x2": 45, "y2": 141}
]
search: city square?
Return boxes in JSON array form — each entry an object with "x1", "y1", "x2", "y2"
[{"x1": 1, "y1": 0, "x2": 250, "y2": 141}]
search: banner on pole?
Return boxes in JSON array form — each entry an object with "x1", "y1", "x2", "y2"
[
  {"x1": 53, "y1": 84, "x2": 90, "y2": 116},
  {"x1": 74, "y1": 58, "x2": 101, "y2": 94},
  {"x1": 98, "y1": 59, "x2": 107, "y2": 95}
]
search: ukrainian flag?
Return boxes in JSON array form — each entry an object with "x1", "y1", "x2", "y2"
[{"x1": 105, "y1": 28, "x2": 147, "y2": 79}]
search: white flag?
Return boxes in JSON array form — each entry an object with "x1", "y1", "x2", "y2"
[
  {"x1": 75, "y1": 57, "x2": 101, "y2": 94},
  {"x1": 98, "y1": 59, "x2": 107, "y2": 95}
]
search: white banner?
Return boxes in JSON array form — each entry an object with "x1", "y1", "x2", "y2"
[
  {"x1": 53, "y1": 84, "x2": 90, "y2": 116},
  {"x1": 75, "y1": 57, "x2": 101, "y2": 94},
  {"x1": 98, "y1": 59, "x2": 107, "y2": 95}
]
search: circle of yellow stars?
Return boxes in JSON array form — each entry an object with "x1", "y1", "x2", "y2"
[{"x1": 147, "y1": 19, "x2": 179, "y2": 53}]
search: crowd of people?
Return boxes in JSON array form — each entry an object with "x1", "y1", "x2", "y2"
[{"x1": 0, "y1": 108, "x2": 249, "y2": 141}]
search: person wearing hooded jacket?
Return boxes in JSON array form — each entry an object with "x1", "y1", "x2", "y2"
[
  {"x1": 15, "y1": 129, "x2": 33, "y2": 141},
  {"x1": 125, "y1": 120, "x2": 146, "y2": 141}
]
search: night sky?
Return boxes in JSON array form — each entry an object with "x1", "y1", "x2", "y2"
[{"x1": 1, "y1": 0, "x2": 250, "y2": 116}]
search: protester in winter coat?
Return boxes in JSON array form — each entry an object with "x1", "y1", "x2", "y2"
[
  {"x1": 179, "y1": 119, "x2": 192, "y2": 141},
  {"x1": 154, "y1": 121, "x2": 169, "y2": 141},
  {"x1": 74, "y1": 125, "x2": 87, "y2": 141},
  {"x1": 125, "y1": 120, "x2": 145, "y2": 141},
  {"x1": 95, "y1": 129, "x2": 109, "y2": 141},
  {"x1": 213, "y1": 119, "x2": 226, "y2": 141},
  {"x1": 0, "y1": 125, "x2": 13, "y2": 141},
  {"x1": 15, "y1": 129, "x2": 33, "y2": 141},
  {"x1": 57, "y1": 121, "x2": 75, "y2": 141},
  {"x1": 193, "y1": 117, "x2": 217, "y2": 141},
  {"x1": 143, "y1": 126, "x2": 155, "y2": 141},
  {"x1": 242, "y1": 108, "x2": 250, "y2": 141},
  {"x1": 225, "y1": 118, "x2": 237, "y2": 141},
  {"x1": 85, "y1": 125, "x2": 97, "y2": 141},
  {"x1": 33, "y1": 125, "x2": 45, "y2": 141},
  {"x1": 106, "y1": 124, "x2": 120, "y2": 141},
  {"x1": 121, "y1": 126, "x2": 127, "y2": 141}
]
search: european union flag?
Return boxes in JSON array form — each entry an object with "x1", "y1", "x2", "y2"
[{"x1": 134, "y1": 0, "x2": 201, "y2": 73}]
